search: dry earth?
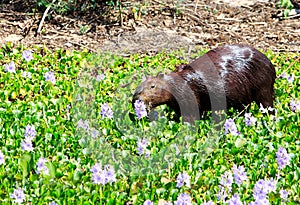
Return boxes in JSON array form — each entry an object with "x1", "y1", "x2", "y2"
[{"x1": 0, "y1": 0, "x2": 299, "y2": 55}]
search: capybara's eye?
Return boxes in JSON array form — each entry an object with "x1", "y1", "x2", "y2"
[{"x1": 151, "y1": 84, "x2": 155, "y2": 89}]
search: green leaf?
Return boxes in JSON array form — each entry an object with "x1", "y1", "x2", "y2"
[
  {"x1": 235, "y1": 137, "x2": 247, "y2": 148},
  {"x1": 19, "y1": 153, "x2": 33, "y2": 180}
]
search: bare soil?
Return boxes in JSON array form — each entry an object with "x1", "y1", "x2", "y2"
[{"x1": 0, "y1": 0, "x2": 299, "y2": 55}]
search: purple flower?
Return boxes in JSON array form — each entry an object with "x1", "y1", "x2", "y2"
[
  {"x1": 220, "y1": 171, "x2": 233, "y2": 190},
  {"x1": 290, "y1": 99, "x2": 300, "y2": 112},
  {"x1": 91, "y1": 163, "x2": 102, "y2": 174},
  {"x1": 83, "y1": 119, "x2": 90, "y2": 131},
  {"x1": 253, "y1": 179, "x2": 268, "y2": 200},
  {"x1": 227, "y1": 193, "x2": 243, "y2": 205},
  {"x1": 248, "y1": 198, "x2": 270, "y2": 205},
  {"x1": 10, "y1": 187, "x2": 26, "y2": 204},
  {"x1": 279, "y1": 189, "x2": 289, "y2": 199},
  {"x1": 176, "y1": 171, "x2": 191, "y2": 188},
  {"x1": 91, "y1": 127, "x2": 99, "y2": 138},
  {"x1": 244, "y1": 113, "x2": 257, "y2": 126},
  {"x1": 92, "y1": 171, "x2": 107, "y2": 185},
  {"x1": 175, "y1": 193, "x2": 192, "y2": 205},
  {"x1": 201, "y1": 200, "x2": 214, "y2": 205},
  {"x1": 224, "y1": 119, "x2": 240, "y2": 136},
  {"x1": 134, "y1": 100, "x2": 147, "y2": 120},
  {"x1": 91, "y1": 163, "x2": 116, "y2": 185},
  {"x1": 0, "y1": 151, "x2": 5, "y2": 165},
  {"x1": 24, "y1": 124, "x2": 37, "y2": 139},
  {"x1": 21, "y1": 137, "x2": 34, "y2": 152},
  {"x1": 217, "y1": 186, "x2": 228, "y2": 202},
  {"x1": 218, "y1": 171, "x2": 233, "y2": 202},
  {"x1": 100, "y1": 103, "x2": 113, "y2": 119},
  {"x1": 36, "y1": 157, "x2": 49, "y2": 175},
  {"x1": 4, "y1": 61, "x2": 16, "y2": 73},
  {"x1": 77, "y1": 119, "x2": 84, "y2": 129},
  {"x1": 44, "y1": 71, "x2": 56, "y2": 84},
  {"x1": 22, "y1": 50, "x2": 33, "y2": 62},
  {"x1": 232, "y1": 164, "x2": 248, "y2": 185},
  {"x1": 103, "y1": 164, "x2": 117, "y2": 183},
  {"x1": 287, "y1": 74, "x2": 294, "y2": 83},
  {"x1": 137, "y1": 138, "x2": 149, "y2": 156},
  {"x1": 145, "y1": 150, "x2": 150, "y2": 157},
  {"x1": 49, "y1": 202, "x2": 58, "y2": 205},
  {"x1": 265, "y1": 178, "x2": 276, "y2": 193},
  {"x1": 143, "y1": 200, "x2": 154, "y2": 205},
  {"x1": 22, "y1": 71, "x2": 32, "y2": 78},
  {"x1": 276, "y1": 147, "x2": 290, "y2": 170},
  {"x1": 281, "y1": 73, "x2": 294, "y2": 83},
  {"x1": 96, "y1": 74, "x2": 105, "y2": 81}
]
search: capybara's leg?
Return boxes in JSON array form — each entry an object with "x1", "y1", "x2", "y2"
[{"x1": 255, "y1": 87, "x2": 274, "y2": 110}]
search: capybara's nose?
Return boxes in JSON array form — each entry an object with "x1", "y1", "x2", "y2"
[{"x1": 134, "y1": 85, "x2": 143, "y2": 95}]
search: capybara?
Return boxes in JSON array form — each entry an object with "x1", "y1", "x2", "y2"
[{"x1": 133, "y1": 44, "x2": 276, "y2": 123}]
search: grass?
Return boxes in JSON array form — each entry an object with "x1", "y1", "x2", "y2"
[{"x1": 0, "y1": 43, "x2": 299, "y2": 205}]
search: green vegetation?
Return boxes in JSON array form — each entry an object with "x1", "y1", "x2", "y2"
[
  {"x1": 0, "y1": 43, "x2": 299, "y2": 204},
  {"x1": 277, "y1": 0, "x2": 296, "y2": 17}
]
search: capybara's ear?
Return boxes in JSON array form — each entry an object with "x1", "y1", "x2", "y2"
[
  {"x1": 175, "y1": 64, "x2": 187, "y2": 72},
  {"x1": 142, "y1": 74, "x2": 148, "y2": 82},
  {"x1": 157, "y1": 72, "x2": 164, "y2": 79}
]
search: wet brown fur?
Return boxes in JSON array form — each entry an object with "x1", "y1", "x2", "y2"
[{"x1": 133, "y1": 44, "x2": 276, "y2": 123}]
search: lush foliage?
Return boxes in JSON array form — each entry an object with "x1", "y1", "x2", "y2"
[
  {"x1": 276, "y1": 0, "x2": 295, "y2": 17},
  {"x1": 0, "y1": 44, "x2": 299, "y2": 205},
  {"x1": 36, "y1": 0, "x2": 117, "y2": 14}
]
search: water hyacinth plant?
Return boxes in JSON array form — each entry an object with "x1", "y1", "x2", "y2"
[
  {"x1": 201, "y1": 201, "x2": 214, "y2": 205},
  {"x1": 282, "y1": 72, "x2": 294, "y2": 84},
  {"x1": 44, "y1": 71, "x2": 56, "y2": 84},
  {"x1": 227, "y1": 194, "x2": 243, "y2": 205},
  {"x1": 143, "y1": 200, "x2": 154, "y2": 205},
  {"x1": 22, "y1": 50, "x2": 33, "y2": 62},
  {"x1": 10, "y1": 188, "x2": 26, "y2": 204},
  {"x1": 276, "y1": 147, "x2": 291, "y2": 170},
  {"x1": 134, "y1": 99, "x2": 148, "y2": 119},
  {"x1": 0, "y1": 45, "x2": 299, "y2": 204},
  {"x1": 24, "y1": 124, "x2": 37, "y2": 139},
  {"x1": 90, "y1": 163, "x2": 116, "y2": 185},
  {"x1": 175, "y1": 193, "x2": 192, "y2": 205},
  {"x1": 224, "y1": 118, "x2": 240, "y2": 136},
  {"x1": 176, "y1": 171, "x2": 191, "y2": 188},
  {"x1": 36, "y1": 157, "x2": 49, "y2": 175},
  {"x1": 4, "y1": 61, "x2": 16, "y2": 73},
  {"x1": 22, "y1": 71, "x2": 32, "y2": 78},
  {"x1": 232, "y1": 164, "x2": 248, "y2": 185},
  {"x1": 290, "y1": 99, "x2": 300, "y2": 112},
  {"x1": 0, "y1": 151, "x2": 5, "y2": 165},
  {"x1": 137, "y1": 138, "x2": 150, "y2": 156},
  {"x1": 21, "y1": 137, "x2": 34, "y2": 152},
  {"x1": 100, "y1": 103, "x2": 114, "y2": 119},
  {"x1": 244, "y1": 113, "x2": 257, "y2": 126}
]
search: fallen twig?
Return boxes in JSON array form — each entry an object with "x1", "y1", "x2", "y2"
[
  {"x1": 0, "y1": 12, "x2": 35, "y2": 16},
  {"x1": 36, "y1": 0, "x2": 57, "y2": 36},
  {"x1": 216, "y1": 17, "x2": 243, "y2": 22},
  {"x1": 69, "y1": 41, "x2": 96, "y2": 52},
  {"x1": 234, "y1": 104, "x2": 250, "y2": 120},
  {"x1": 280, "y1": 13, "x2": 300, "y2": 19},
  {"x1": 278, "y1": 56, "x2": 300, "y2": 78}
]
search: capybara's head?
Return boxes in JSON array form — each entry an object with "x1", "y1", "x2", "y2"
[{"x1": 132, "y1": 74, "x2": 172, "y2": 110}]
